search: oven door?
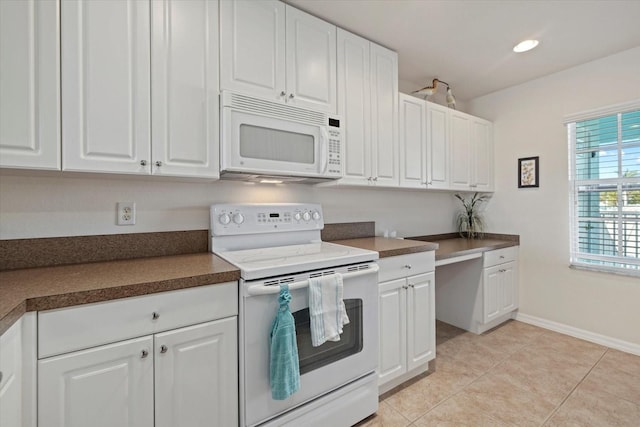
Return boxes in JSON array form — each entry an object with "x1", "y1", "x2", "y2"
[
  {"x1": 240, "y1": 263, "x2": 379, "y2": 427},
  {"x1": 221, "y1": 106, "x2": 329, "y2": 178}
]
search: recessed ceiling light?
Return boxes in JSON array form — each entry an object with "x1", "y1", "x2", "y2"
[{"x1": 513, "y1": 39, "x2": 539, "y2": 53}]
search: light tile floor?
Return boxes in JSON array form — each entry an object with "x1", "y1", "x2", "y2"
[{"x1": 357, "y1": 320, "x2": 640, "y2": 426}]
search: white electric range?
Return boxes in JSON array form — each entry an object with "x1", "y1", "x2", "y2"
[{"x1": 210, "y1": 203, "x2": 380, "y2": 427}]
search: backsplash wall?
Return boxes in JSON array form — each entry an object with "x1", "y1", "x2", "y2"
[{"x1": 0, "y1": 172, "x2": 459, "y2": 240}]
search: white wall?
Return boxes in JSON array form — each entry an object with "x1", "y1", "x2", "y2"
[
  {"x1": 0, "y1": 172, "x2": 457, "y2": 240},
  {"x1": 467, "y1": 47, "x2": 640, "y2": 345}
]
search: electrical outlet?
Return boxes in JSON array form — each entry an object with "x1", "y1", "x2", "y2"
[{"x1": 117, "y1": 202, "x2": 136, "y2": 225}]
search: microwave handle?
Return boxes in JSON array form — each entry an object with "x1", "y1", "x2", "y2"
[
  {"x1": 320, "y1": 127, "x2": 329, "y2": 174},
  {"x1": 246, "y1": 264, "x2": 379, "y2": 296}
]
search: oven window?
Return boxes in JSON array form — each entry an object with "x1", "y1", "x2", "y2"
[
  {"x1": 239, "y1": 124, "x2": 315, "y2": 164},
  {"x1": 292, "y1": 299, "x2": 363, "y2": 375}
]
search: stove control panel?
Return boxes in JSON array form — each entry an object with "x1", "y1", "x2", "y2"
[{"x1": 211, "y1": 203, "x2": 324, "y2": 236}]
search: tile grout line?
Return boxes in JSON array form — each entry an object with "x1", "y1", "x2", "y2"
[
  {"x1": 417, "y1": 326, "x2": 549, "y2": 424},
  {"x1": 538, "y1": 347, "x2": 610, "y2": 426}
]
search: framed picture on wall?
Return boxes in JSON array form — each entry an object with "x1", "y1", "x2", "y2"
[{"x1": 518, "y1": 156, "x2": 539, "y2": 188}]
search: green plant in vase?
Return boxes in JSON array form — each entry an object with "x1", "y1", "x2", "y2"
[{"x1": 454, "y1": 192, "x2": 489, "y2": 239}]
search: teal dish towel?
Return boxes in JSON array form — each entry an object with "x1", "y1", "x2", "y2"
[{"x1": 269, "y1": 284, "x2": 300, "y2": 400}]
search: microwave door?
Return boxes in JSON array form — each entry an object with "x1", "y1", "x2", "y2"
[{"x1": 225, "y1": 110, "x2": 323, "y2": 176}]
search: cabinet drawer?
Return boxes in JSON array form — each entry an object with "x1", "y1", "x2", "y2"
[
  {"x1": 378, "y1": 251, "x2": 435, "y2": 282},
  {"x1": 38, "y1": 282, "x2": 238, "y2": 359},
  {"x1": 483, "y1": 246, "x2": 518, "y2": 267}
]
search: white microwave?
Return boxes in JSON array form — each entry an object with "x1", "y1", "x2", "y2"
[{"x1": 220, "y1": 91, "x2": 342, "y2": 183}]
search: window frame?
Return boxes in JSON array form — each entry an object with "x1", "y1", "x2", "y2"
[{"x1": 566, "y1": 100, "x2": 640, "y2": 277}]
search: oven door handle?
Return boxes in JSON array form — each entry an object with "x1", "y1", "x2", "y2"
[{"x1": 246, "y1": 264, "x2": 379, "y2": 296}]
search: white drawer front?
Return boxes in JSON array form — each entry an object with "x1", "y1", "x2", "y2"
[
  {"x1": 483, "y1": 246, "x2": 518, "y2": 267},
  {"x1": 378, "y1": 251, "x2": 435, "y2": 282},
  {"x1": 38, "y1": 282, "x2": 238, "y2": 359}
]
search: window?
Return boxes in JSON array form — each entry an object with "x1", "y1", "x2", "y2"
[{"x1": 567, "y1": 102, "x2": 640, "y2": 276}]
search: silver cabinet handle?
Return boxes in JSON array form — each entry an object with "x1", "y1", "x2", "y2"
[
  {"x1": 402, "y1": 285, "x2": 409, "y2": 289},
  {"x1": 373, "y1": 177, "x2": 378, "y2": 181},
  {"x1": 140, "y1": 160, "x2": 147, "y2": 166},
  {"x1": 141, "y1": 349, "x2": 149, "y2": 358},
  {"x1": 404, "y1": 264, "x2": 412, "y2": 269},
  {"x1": 289, "y1": 93, "x2": 295, "y2": 99},
  {"x1": 155, "y1": 161, "x2": 162, "y2": 167},
  {"x1": 280, "y1": 91, "x2": 286, "y2": 97},
  {"x1": 160, "y1": 345, "x2": 168, "y2": 354},
  {"x1": 408, "y1": 284, "x2": 415, "y2": 288},
  {"x1": 152, "y1": 312, "x2": 160, "y2": 320},
  {"x1": 427, "y1": 181, "x2": 433, "y2": 185},
  {"x1": 367, "y1": 177, "x2": 372, "y2": 181}
]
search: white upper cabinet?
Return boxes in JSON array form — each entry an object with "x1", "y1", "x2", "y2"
[
  {"x1": 338, "y1": 29, "x2": 398, "y2": 187},
  {"x1": 449, "y1": 109, "x2": 494, "y2": 191},
  {"x1": 285, "y1": 6, "x2": 337, "y2": 112},
  {"x1": 151, "y1": 0, "x2": 220, "y2": 179},
  {"x1": 471, "y1": 117, "x2": 494, "y2": 191},
  {"x1": 62, "y1": 0, "x2": 219, "y2": 178},
  {"x1": 449, "y1": 110, "x2": 472, "y2": 190},
  {"x1": 337, "y1": 29, "x2": 371, "y2": 185},
  {"x1": 399, "y1": 94, "x2": 426, "y2": 188},
  {"x1": 0, "y1": 0, "x2": 60, "y2": 170},
  {"x1": 425, "y1": 101, "x2": 450, "y2": 189},
  {"x1": 370, "y1": 43, "x2": 399, "y2": 187},
  {"x1": 62, "y1": 0, "x2": 151, "y2": 174},
  {"x1": 219, "y1": 0, "x2": 286, "y2": 101},
  {"x1": 220, "y1": 0, "x2": 337, "y2": 113}
]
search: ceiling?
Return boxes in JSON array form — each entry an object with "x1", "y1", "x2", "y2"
[{"x1": 285, "y1": 0, "x2": 640, "y2": 101}]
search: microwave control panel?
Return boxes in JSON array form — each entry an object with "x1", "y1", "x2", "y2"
[{"x1": 327, "y1": 117, "x2": 342, "y2": 176}]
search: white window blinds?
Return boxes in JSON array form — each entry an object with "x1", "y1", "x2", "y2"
[{"x1": 568, "y1": 102, "x2": 640, "y2": 276}]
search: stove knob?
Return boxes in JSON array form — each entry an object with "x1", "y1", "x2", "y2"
[
  {"x1": 312, "y1": 210, "x2": 321, "y2": 221},
  {"x1": 233, "y1": 213, "x2": 245, "y2": 224},
  {"x1": 302, "y1": 211, "x2": 311, "y2": 221},
  {"x1": 218, "y1": 213, "x2": 231, "y2": 225},
  {"x1": 294, "y1": 212, "x2": 302, "y2": 221}
]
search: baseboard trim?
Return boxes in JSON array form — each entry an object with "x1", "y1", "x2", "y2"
[{"x1": 513, "y1": 312, "x2": 640, "y2": 356}]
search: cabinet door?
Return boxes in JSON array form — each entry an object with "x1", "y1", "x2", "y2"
[
  {"x1": 399, "y1": 94, "x2": 426, "y2": 188},
  {"x1": 219, "y1": 0, "x2": 285, "y2": 100},
  {"x1": 38, "y1": 336, "x2": 154, "y2": 427},
  {"x1": 0, "y1": 0, "x2": 59, "y2": 170},
  {"x1": 406, "y1": 273, "x2": 435, "y2": 371},
  {"x1": 151, "y1": 0, "x2": 219, "y2": 179},
  {"x1": 449, "y1": 110, "x2": 472, "y2": 190},
  {"x1": 499, "y1": 261, "x2": 518, "y2": 314},
  {"x1": 1, "y1": 317, "x2": 22, "y2": 427},
  {"x1": 471, "y1": 118, "x2": 494, "y2": 191},
  {"x1": 425, "y1": 102, "x2": 450, "y2": 189},
  {"x1": 482, "y1": 265, "x2": 501, "y2": 323},
  {"x1": 370, "y1": 43, "x2": 399, "y2": 187},
  {"x1": 62, "y1": 0, "x2": 151, "y2": 174},
  {"x1": 155, "y1": 318, "x2": 238, "y2": 427},
  {"x1": 285, "y1": 5, "x2": 337, "y2": 113},
  {"x1": 337, "y1": 29, "x2": 371, "y2": 186},
  {"x1": 378, "y1": 278, "x2": 407, "y2": 385}
]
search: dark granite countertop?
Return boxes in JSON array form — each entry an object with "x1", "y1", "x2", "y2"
[
  {"x1": 333, "y1": 237, "x2": 438, "y2": 258},
  {"x1": 0, "y1": 253, "x2": 239, "y2": 335},
  {"x1": 408, "y1": 233, "x2": 519, "y2": 261}
]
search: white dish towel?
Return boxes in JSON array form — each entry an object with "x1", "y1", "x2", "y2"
[{"x1": 308, "y1": 273, "x2": 349, "y2": 347}]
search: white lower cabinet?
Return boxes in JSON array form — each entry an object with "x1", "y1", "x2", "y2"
[
  {"x1": 436, "y1": 246, "x2": 519, "y2": 334},
  {"x1": 154, "y1": 318, "x2": 238, "y2": 427},
  {"x1": 37, "y1": 283, "x2": 238, "y2": 427},
  {"x1": 38, "y1": 336, "x2": 155, "y2": 427},
  {"x1": 0, "y1": 313, "x2": 37, "y2": 427},
  {"x1": 377, "y1": 252, "x2": 435, "y2": 394}
]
